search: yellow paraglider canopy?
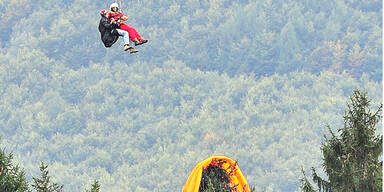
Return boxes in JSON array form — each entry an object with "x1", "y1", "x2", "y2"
[{"x1": 182, "y1": 156, "x2": 250, "y2": 192}]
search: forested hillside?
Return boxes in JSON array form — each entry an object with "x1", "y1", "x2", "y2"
[{"x1": 0, "y1": 0, "x2": 382, "y2": 191}]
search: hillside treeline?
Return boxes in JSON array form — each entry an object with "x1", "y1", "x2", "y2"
[
  {"x1": 0, "y1": 0, "x2": 382, "y2": 191},
  {"x1": 0, "y1": 0, "x2": 381, "y2": 79}
]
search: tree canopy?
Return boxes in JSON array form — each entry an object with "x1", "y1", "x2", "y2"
[{"x1": 0, "y1": 0, "x2": 381, "y2": 191}]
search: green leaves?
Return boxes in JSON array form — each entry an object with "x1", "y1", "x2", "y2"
[{"x1": 0, "y1": 0, "x2": 381, "y2": 191}]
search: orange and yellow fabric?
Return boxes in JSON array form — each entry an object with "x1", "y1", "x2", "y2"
[{"x1": 182, "y1": 156, "x2": 251, "y2": 192}]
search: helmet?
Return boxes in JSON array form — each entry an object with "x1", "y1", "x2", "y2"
[
  {"x1": 100, "y1": 9, "x2": 107, "y2": 15},
  {"x1": 110, "y1": 3, "x2": 119, "y2": 11}
]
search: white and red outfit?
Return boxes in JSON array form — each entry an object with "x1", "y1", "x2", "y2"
[{"x1": 107, "y1": 11, "x2": 143, "y2": 42}]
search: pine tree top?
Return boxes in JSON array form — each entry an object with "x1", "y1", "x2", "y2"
[{"x1": 301, "y1": 89, "x2": 382, "y2": 192}]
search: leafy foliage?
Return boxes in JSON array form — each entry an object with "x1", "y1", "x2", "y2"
[
  {"x1": 0, "y1": 0, "x2": 381, "y2": 191},
  {"x1": 1, "y1": 0, "x2": 382, "y2": 79}
]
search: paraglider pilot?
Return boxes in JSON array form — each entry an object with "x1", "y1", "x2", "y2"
[
  {"x1": 107, "y1": 3, "x2": 148, "y2": 46},
  {"x1": 99, "y1": 9, "x2": 138, "y2": 53}
]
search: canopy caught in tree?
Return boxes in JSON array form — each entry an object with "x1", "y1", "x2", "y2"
[{"x1": 183, "y1": 156, "x2": 250, "y2": 192}]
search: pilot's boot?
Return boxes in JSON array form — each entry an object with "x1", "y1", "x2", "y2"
[
  {"x1": 128, "y1": 47, "x2": 138, "y2": 54},
  {"x1": 123, "y1": 44, "x2": 131, "y2": 51}
]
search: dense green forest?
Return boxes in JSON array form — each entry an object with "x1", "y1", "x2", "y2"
[{"x1": 0, "y1": 0, "x2": 382, "y2": 191}]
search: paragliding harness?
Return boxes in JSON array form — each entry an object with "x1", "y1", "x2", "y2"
[
  {"x1": 108, "y1": 12, "x2": 126, "y2": 26},
  {"x1": 98, "y1": 14, "x2": 120, "y2": 48}
]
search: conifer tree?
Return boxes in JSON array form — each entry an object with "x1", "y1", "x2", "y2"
[
  {"x1": 199, "y1": 165, "x2": 232, "y2": 192},
  {"x1": 32, "y1": 162, "x2": 63, "y2": 192},
  {"x1": 300, "y1": 167, "x2": 316, "y2": 192},
  {"x1": 85, "y1": 180, "x2": 101, "y2": 192},
  {"x1": 301, "y1": 89, "x2": 382, "y2": 192},
  {"x1": 0, "y1": 147, "x2": 29, "y2": 192}
]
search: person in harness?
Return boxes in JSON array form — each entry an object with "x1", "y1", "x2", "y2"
[
  {"x1": 107, "y1": 3, "x2": 148, "y2": 46},
  {"x1": 99, "y1": 9, "x2": 138, "y2": 53}
]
